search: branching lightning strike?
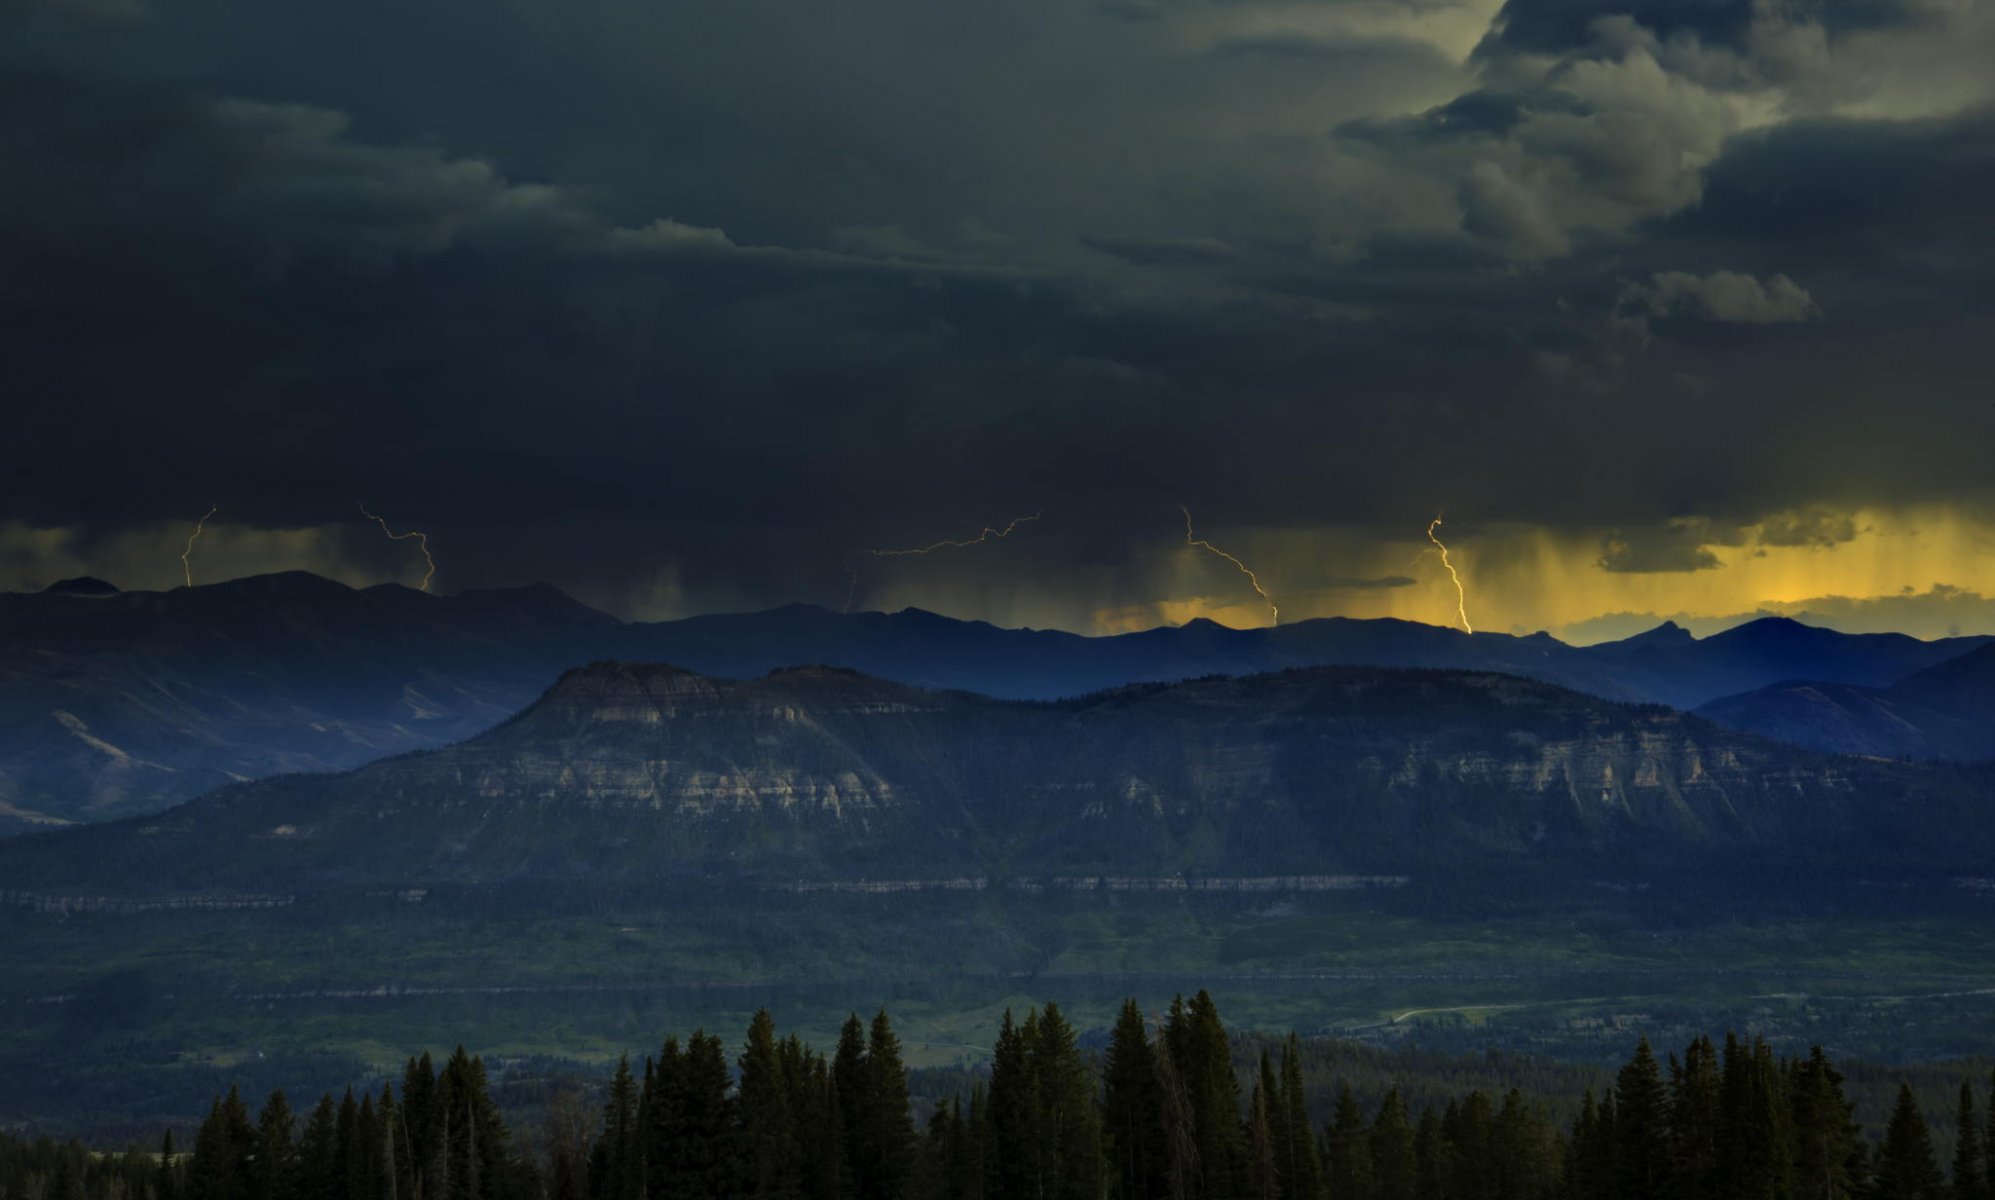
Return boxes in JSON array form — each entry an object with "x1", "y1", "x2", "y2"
[
  {"x1": 180, "y1": 503, "x2": 217, "y2": 589},
  {"x1": 843, "y1": 510, "x2": 1045, "y2": 613},
  {"x1": 1426, "y1": 517, "x2": 1472, "y2": 634},
  {"x1": 359, "y1": 503, "x2": 437, "y2": 592},
  {"x1": 1180, "y1": 504, "x2": 1277, "y2": 627}
]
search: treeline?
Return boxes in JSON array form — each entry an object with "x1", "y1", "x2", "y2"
[{"x1": 6, "y1": 991, "x2": 1994, "y2": 1200}]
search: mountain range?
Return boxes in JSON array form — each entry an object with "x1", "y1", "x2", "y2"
[
  {"x1": 4, "y1": 660, "x2": 1989, "y2": 902},
  {"x1": 1697, "y1": 641, "x2": 1995, "y2": 760},
  {"x1": 4, "y1": 571, "x2": 1992, "y2": 830}
]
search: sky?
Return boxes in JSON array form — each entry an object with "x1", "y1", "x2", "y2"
[{"x1": 3, "y1": 0, "x2": 1993, "y2": 641}]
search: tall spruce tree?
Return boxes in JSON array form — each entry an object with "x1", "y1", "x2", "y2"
[
  {"x1": 1789, "y1": 1047, "x2": 1860, "y2": 1200},
  {"x1": 1171, "y1": 991, "x2": 1247, "y2": 1200},
  {"x1": 1874, "y1": 1085, "x2": 1946, "y2": 1200},
  {"x1": 986, "y1": 1009, "x2": 1042, "y2": 1200},
  {"x1": 865, "y1": 1010, "x2": 918, "y2": 1200},
  {"x1": 1614, "y1": 1038, "x2": 1671, "y2": 1200},
  {"x1": 1102, "y1": 1000, "x2": 1165, "y2": 1200},
  {"x1": 1325, "y1": 1085, "x2": 1373, "y2": 1200},
  {"x1": 1247, "y1": 1066, "x2": 1280, "y2": 1200},
  {"x1": 591, "y1": 1054, "x2": 643, "y2": 1200},
  {"x1": 1276, "y1": 1036, "x2": 1324, "y2": 1200},
  {"x1": 252, "y1": 1090, "x2": 297, "y2": 1200},
  {"x1": 740, "y1": 1011, "x2": 801, "y2": 1200},
  {"x1": 1370, "y1": 1090, "x2": 1416, "y2": 1200},
  {"x1": 1956, "y1": 1083, "x2": 1987, "y2": 1200},
  {"x1": 1034, "y1": 1003, "x2": 1105, "y2": 1200},
  {"x1": 1668, "y1": 1038, "x2": 1719, "y2": 1199}
]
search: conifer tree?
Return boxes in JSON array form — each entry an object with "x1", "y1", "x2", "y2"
[
  {"x1": 1413, "y1": 1107, "x2": 1451, "y2": 1200},
  {"x1": 866, "y1": 1010, "x2": 918, "y2": 1200},
  {"x1": 377, "y1": 1084, "x2": 402, "y2": 1200},
  {"x1": 834, "y1": 1015, "x2": 871, "y2": 1195},
  {"x1": 1873, "y1": 1085, "x2": 1945, "y2": 1200},
  {"x1": 1325, "y1": 1085, "x2": 1373, "y2": 1200},
  {"x1": 987, "y1": 1009, "x2": 1042, "y2": 1200},
  {"x1": 1450, "y1": 1091, "x2": 1499, "y2": 1200},
  {"x1": 1614, "y1": 1038, "x2": 1671, "y2": 1200},
  {"x1": 1275, "y1": 1037, "x2": 1322, "y2": 1200},
  {"x1": 1247, "y1": 1066, "x2": 1280, "y2": 1200},
  {"x1": 301, "y1": 1095, "x2": 340, "y2": 1200},
  {"x1": 1150, "y1": 1018, "x2": 1199, "y2": 1200},
  {"x1": 741, "y1": 1011, "x2": 801, "y2": 1200},
  {"x1": 1668, "y1": 1037, "x2": 1719, "y2": 1198},
  {"x1": 1171, "y1": 991, "x2": 1247, "y2": 1200},
  {"x1": 1102, "y1": 1000, "x2": 1165, "y2": 1200},
  {"x1": 161, "y1": 1129, "x2": 181, "y2": 1200},
  {"x1": 1956, "y1": 1083, "x2": 1986, "y2": 1200},
  {"x1": 1789, "y1": 1047, "x2": 1860, "y2": 1200},
  {"x1": 1369, "y1": 1090, "x2": 1416, "y2": 1200},
  {"x1": 252, "y1": 1090, "x2": 297, "y2": 1200}
]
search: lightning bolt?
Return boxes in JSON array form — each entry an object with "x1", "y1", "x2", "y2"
[
  {"x1": 358, "y1": 503, "x2": 437, "y2": 592},
  {"x1": 180, "y1": 503, "x2": 217, "y2": 589},
  {"x1": 1426, "y1": 517, "x2": 1472, "y2": 633},
  {"x1": 843, "y1": 510, "x2": 1044, "y2": 613},
  {"x1": 1179, "y1": 504, "x2": 1277, "y2": 627}
]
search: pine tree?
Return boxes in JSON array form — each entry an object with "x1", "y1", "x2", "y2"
[
  {"x1": 1248, "y1": 1070, "x2": 1279, "y2": 1200},
  {"x1": 252, "y1": 1091, "x2": 297, "y2": 1200},
  {"x1": 1275, "y1": 1036, "x2": 1323, "y2": 1200},
  {"x1": 1874, "y1": 1085, "x2": 1946, "y2": 1200},
  {"x1": 1446, "y1": 1092, "x2": 1493, "y2": 1200},
  {"x1": 1956, "y1": 1082, "x2": 1986, "y2": 1200},
  {"x1": 378, "y1": 1084, "x2": 402, "y2": 1200},
  {"x1": 1102, "y1": 1000, "x2": 1165, "y2": 1200},
  {"x1": 1151, "y1": 1015, "x2": 1199, "y2": 1200},
  {"x1": 1413, "y1": 1107, "x2": 1451, "y2": 1200},
  {"x1": 986, "y1": 1009, "x2": 1042, "y2": 1200},
  {"x1": 1369, "y1": 1090, "x2": 1415, "y2": 1200},
  {"x1": 1614, "y1": 1038, "x2": 1671, "y2": 1200},
  {"x1": 1667, "y1": 1037, "x2": 1719, "y2": 1199},
  {"x1": 1171, "y1": 991, "x2": 1246, "y2": 1200},
  {"x1": 1325, "y1": 1085, "x2": 1373, "y2": 1200},
  {"x1": 1789, "y1": 1047, "x2": 1859, "y2": 1200},
  {"x1": 866, "y1": 1010, "x2": 917, "y2": 1200},
  {"x1": 591, "y1": 1054, "x2": 643, "y2": 1200},
  {"x1": 160, "y1": 1129, "x2": 181, "y2": 1200},
  {"x1": 301, "y1": 1095, "x2": 340, "y2": 1200},
  {"x1": 741, "y1": 1011, "x2": 801, "y2": 1200},
  {"x1": 188, "y1": 1088, "x2": 256, "y2": 1200},
  {"x1": 834, "y1": 1015, "x2": 871, "y2": 1196},
  {"x1": 1034, "y1": 1003, "x2": 1104, "y2": 1200}
]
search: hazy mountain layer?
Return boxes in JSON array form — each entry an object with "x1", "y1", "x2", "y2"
[{"x1": 1700, "y1": 642, "x2": 1995, "y2": 760}]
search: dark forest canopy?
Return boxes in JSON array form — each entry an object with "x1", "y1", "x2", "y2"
[{"x1": 4, "y1": 992, "x2": 1989, "y2": 1200}]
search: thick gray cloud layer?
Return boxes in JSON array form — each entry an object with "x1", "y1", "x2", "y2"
[{"x1": 3, "y1": 0, "x2": 1992, "y2": 620}]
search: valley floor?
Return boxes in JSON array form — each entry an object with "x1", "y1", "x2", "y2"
[{"x1": 5, "y1": 884, "x2": 1995, "y2": 1137}]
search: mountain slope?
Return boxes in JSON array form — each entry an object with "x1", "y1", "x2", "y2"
[
  {"x1": 0, "y1": 573, "x2": 627, "y2": 826},
  {"x1": 4, "y1": 573, "x2": 1988, "y2": 828},
  {"x1": 1699, "y1": 641, "x2": 1995, "y2": 760},
  {"x1": 5, "y1": 662, "x2": 1987, "y2": 899}
]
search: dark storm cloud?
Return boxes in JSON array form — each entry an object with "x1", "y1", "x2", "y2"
[{"x1": 2, "y1": 0, "x2": 1992, "y2": 620}]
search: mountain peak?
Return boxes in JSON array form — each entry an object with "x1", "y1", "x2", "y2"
[
  {"x1": 41, "y1": 576, "x2": 120, "y2": 598},
  {"x1": 1617, "y1": 620, "x2": 1695, "y2": 649}
]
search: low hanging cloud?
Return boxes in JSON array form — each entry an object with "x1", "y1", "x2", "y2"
[
  {"x1": 1623, "y1": 270, "x2": 1818, "y2": 323},
  {"x1": 1597, "y1": 517, "x2": 1739, "y2": 573},
  {"x1": 1753, "y1": 507, "x2": 1861, "y2": 548}
]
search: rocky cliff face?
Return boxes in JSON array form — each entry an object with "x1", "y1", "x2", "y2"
[{"x1": 6, "y1": 662, "x2": 1985, "y2": 899}]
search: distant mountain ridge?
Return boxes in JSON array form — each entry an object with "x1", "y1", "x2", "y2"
[
  {"x1": 6, "y1": 661, "x2": 1989, "y2": 899},
  {"x1": 2, "y1": 572, "x2": 1988, "y2": 829},
  {"x1": 1698, "y1": 641, "x2": 1995, "y2": 760}
]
